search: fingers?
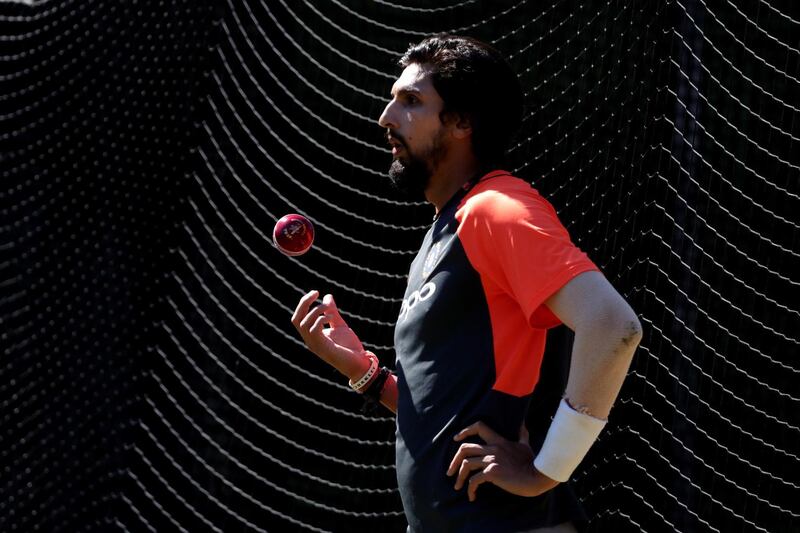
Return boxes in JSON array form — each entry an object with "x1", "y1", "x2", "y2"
[
  {"x1": 292, "y1": 290, "x2": 337, "y2": 349},
  {"x1": 292, "y1": 292, "x2": 346, "y2": 334},
  {"x1": 447, "y1": 421, "x2": 518, "y2": 502},
  {"x1": 454, "y1": 456, "x2": 494, "y2": 490},
  {"x1": 299, "y1": 302, "x2": 331, "y2": 332},
  {"x1": 467, "y1": 465, "x2": 497, "y2": 502},
  {"x1": 454, "y1": 421, "x2": 503, "y2": 445},
  {"x1": 309, "y1": 313, "x2": 330, "y2": 335},
  {"x1": 447, "y1": 443, "x2": 492, "y2": 476},
  {"x1": 447, "y1": 422, "x2": 549, "y2": 502},
  {"x1": 291, "y1": 290, "x2": 320, "y2": 328},
  {"x1": 323, "y1": 293, "x2": 347, "y2": 327}
]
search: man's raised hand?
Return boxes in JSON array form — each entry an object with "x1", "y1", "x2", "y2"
[{"x1": 291, "y1": 290, "x2": 369, "y2": 380}]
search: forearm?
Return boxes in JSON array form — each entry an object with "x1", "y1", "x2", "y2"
[
  {"x1": 564, "y1": 316, "x2": 642, "y2": 420},
  {"x1": 378, "y1": 372, "x2": 398, "y2": 414}
]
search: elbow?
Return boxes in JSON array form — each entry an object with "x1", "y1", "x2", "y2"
[
  {"x1": 622, "y1": 315, "x2": 643, "y2": 350},
  {"x1": 591, "y1": 302, "x2": 643, "y2": 353},
  {"x1": 611, "y1": 298, "x2": 643, "y2": 348}
]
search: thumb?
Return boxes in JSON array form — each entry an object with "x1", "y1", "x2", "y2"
[
  {"x1": 323, "y1": 294, "x2": 347, "y2": 327},
  {"x1": 518, "y1": 421, "x2": 530, "y2": 444}
]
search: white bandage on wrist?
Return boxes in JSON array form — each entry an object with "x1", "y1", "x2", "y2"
[
  {"x1": 348, "y1": 351, "x2": 378, "y2": 392},
  {"x1": 533, "y1": 399, "x2": 607, "y2": 482}
]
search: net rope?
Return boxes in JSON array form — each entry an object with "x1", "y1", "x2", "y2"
[{"x1": 1, "y1": 0, "x2": 797, "y2": 531}]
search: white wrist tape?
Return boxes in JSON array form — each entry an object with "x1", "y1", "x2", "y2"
[
  {"x1": 533, "y1": 399, "x2": 607, "y2": 482},
  {"x1": 348, "y1": 351, "x2": 378, "y2": 392}
]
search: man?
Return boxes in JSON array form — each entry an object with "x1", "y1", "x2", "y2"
[{"x1": 292, "y1": 35, "x2": 642, "y2": 533}]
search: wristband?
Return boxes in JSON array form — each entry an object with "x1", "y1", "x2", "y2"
[
  {"x1": 360, "y1": 366, "x2": 391, "y2": 414},
  {"x1": 348, "y1": 351, "x2": 378, "y2": 392},
  {"x1": 533, "y1": 399, "x2": 607, "y2": 482},
  {"x1": 362, "y1": 367, "x2": 390, "y2": 402}
]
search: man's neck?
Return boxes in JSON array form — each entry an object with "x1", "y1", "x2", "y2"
[{"x1": 426, "y1": 158, "x2": 483, "y2": 216}]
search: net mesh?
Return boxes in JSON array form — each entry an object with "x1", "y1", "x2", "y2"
[{"x1": 1, "y1": 0, "x2": 797, "y2": 531}]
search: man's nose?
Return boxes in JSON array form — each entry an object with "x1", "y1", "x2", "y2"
[{"x1": 378, "y1": 100, "x2": 396, "y2": 129}]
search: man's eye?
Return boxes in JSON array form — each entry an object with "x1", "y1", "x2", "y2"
[{"x1": 407, "y1": 95, "x2": 419, "y2": 104}]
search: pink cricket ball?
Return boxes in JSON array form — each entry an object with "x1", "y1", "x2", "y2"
[{"x1": 273, "y1": 214, "x2": 315, "y2": 256}]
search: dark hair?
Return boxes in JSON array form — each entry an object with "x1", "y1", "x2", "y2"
[{"x1": 399, "y1": 35, "x2": 523, "y2": 167}]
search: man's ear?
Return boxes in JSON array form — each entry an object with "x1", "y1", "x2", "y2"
[
  {"x1": 453, "y1": 115, "x2": 473, "y2": 139},
  {"x1": 453, "y1": 113, "x2": 473, "y2": 140},
  {"x1": 443, "y1": 111, "x2": 473, "y2": 140}
]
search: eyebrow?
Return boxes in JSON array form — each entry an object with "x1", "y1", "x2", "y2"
[{"x1": 391, "y1": 87, "x2": 422, "y2": 98}]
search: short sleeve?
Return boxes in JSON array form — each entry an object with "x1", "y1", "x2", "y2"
[{"x1": 456, "y1": 183, "x2": 599, "y2": 328}]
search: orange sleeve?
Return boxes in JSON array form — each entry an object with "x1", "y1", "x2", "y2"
[{"x1": 457, "y1": 184, "x2": 599, "y2": 329}]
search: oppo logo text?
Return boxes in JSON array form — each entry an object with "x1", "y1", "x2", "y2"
[{"x1": 398, "y1": 282, "x2": 436, "y2": 322}]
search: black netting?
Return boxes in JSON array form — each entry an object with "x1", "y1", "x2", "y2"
[{"x1": 1, "y1": 1, "x2": 797, "y2": 532}]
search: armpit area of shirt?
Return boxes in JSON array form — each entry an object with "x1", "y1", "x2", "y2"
[{"x1": 524, "y1": 262, "x2": 600, "y2": 329}]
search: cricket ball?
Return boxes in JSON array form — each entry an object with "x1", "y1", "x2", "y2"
[{"x1": 273, "y1": 214, "x2": 315, "y2": 256}]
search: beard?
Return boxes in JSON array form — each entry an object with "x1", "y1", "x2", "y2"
[
  {"x1": 388, "y1": 157, "x2": 429, "y2": 199},
  {"x1": 387, "y1": 129, "x2": 448, "y2": 200}
]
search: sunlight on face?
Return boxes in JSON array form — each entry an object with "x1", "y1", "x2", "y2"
[{"x1": 378, "y1": 64, "x2": 451, "y2": 198}]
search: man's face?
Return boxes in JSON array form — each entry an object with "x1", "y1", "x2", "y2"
[{"x1": 378, "y1": 63, "x2": 450, "y2": 198}]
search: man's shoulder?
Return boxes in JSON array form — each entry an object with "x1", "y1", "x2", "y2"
[{"x1": 459, "y1": 173, "x2": 553, "y2": 224}]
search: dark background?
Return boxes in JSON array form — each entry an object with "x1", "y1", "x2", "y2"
[{"x1": 1, "y1": 1, "x2": 797, "y2": 531}]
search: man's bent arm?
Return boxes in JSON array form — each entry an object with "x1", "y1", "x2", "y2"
[
  {"x1": 544, "y1": 270, "x2": 642, "y2": 420},
  {"x1": 380, "y1": 272, "x2": 639, "y2": 428},
  {"x1": 446, "y1": 270, "x2": 640, "y2": 497}
]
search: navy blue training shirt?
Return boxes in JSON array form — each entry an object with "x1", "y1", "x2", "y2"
[{"x1": 393, "y1": 171, "x2": 598, "y2": 532}]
